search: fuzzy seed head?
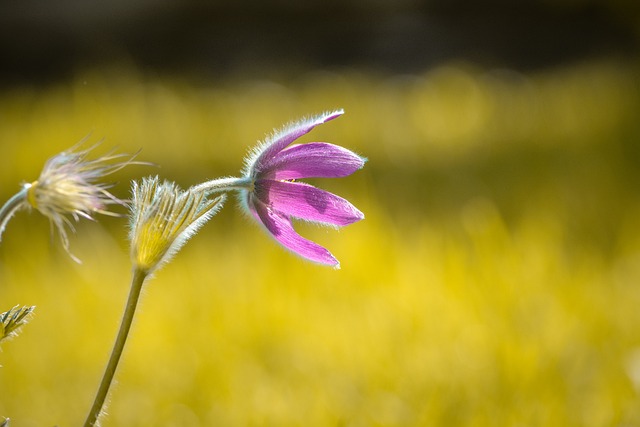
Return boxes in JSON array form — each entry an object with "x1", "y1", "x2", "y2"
[{"x1": 24, "y1": 141, "x2": 140, "y2": 260}]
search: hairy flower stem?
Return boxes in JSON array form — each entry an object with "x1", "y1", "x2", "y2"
[
  {"x1": 84, "y1": 267, "x2": 148, "y2": 427},
  {"x1": 192, "y1": 176, "x2": 253, "y2": 194},
  {"x1": 0, "y1": 188, "x2": 28, "y2": 242}
]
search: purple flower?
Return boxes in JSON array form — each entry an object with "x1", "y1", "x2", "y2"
[{"x1": 240, "y1": 110, "x2": 365, "y2": 268}]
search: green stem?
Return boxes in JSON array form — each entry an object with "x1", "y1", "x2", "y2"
[
  {"x1": 192, "y1": 176, "x2": 253, "y2": 194},
  {"x1": 83, "y1": 267, "x2": 148, "y2": 427},
  {"x1": 0, "y1": 187, "x2": 28, "y2": 242}
]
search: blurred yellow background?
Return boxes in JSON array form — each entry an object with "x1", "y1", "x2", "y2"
[
  {"x1": 1, "y1": 60, "x2": 639, "y2": 426},
  {"x1": 1, "y1": 2, "x2": 640, "y2": 426}
]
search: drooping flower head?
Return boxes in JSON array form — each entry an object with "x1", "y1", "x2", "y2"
[
  {"x1": 0, "y1": 140, "x2": 140, "y2": 261},
  {"x1": 129, "y1": 176, "x2": 225, "y2": 275},
  {"x1": 239, "y1": 109, "x2": 365, "y2": 268}
]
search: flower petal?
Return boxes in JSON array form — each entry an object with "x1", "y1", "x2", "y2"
[
  {"x1": 255, "y1": 180, "x2": 364, "y2": 226},
  {"x1": 260, "y1": 142, "x2": 366, "y2": 180},
  {"x1": 248, "y1": 196, "x2": 339, "y2": 266},
  {"x1": 246, "y1": 110, "x2": 344, "y2": 177}
]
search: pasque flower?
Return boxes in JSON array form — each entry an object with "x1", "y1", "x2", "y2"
[
  {"x1": 0, "y1": 141, "x2": 139, "y2": 261},
  {"x1": 129, "y1": 176, "x2": 225, "y2": 274},
  {"x1": 0, "y1": 305, "x2": 35, "y2": 346},
  {"x1": 84, "y1": 112, "x2": 363, "y2": 427},
  {"x1": 84, "y1": 177, "x2": 226, "y2": 427},
  {"x1": 197, "y1": 109, "x2": 365, "y2": 267}
]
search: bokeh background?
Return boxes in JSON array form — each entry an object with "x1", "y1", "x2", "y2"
[{"x1": 1, "y1": 1, "x2": 640, "y2": 426}]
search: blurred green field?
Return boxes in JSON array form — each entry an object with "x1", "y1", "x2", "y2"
[{"x1": 1, "y1": 60, "x2": 640, "y2": 426}]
